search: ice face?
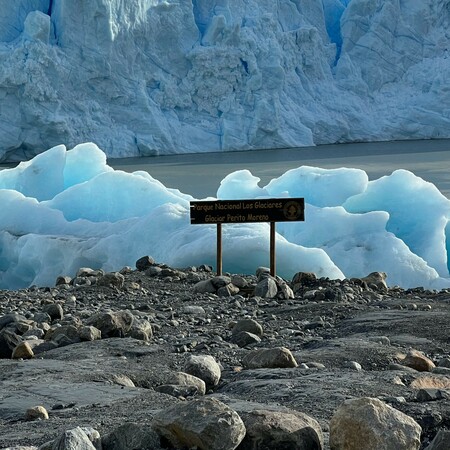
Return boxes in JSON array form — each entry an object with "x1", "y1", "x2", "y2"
[
  {"x1": 1, "y1": 143, "x2": 450, "y2": 290},
  {"x1": 1, "y1": 0, "x2": 450, "y2": 161},
  {"x1": 0, "y1": 1, "x2": 50, "y2": 42}
]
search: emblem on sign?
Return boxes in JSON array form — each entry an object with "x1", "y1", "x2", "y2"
[{"x1": 283, "y1": 201, "x2": 302, "y2": 220}]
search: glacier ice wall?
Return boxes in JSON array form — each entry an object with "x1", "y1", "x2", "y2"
[{"x1": 1, "y1": 0, "x2": 450, "y2": 161}]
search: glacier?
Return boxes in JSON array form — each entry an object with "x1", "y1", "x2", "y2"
[
  {"x1": 1, "y1": 142, "x2": 450, "y2": 291},
  {"x1": 1, "y1": 0, "x2": 450, "y2": 161}
]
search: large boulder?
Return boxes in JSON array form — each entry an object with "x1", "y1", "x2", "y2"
[
  {"x1": 329, "y1": 397, "x2": 421, "y2": 450},
  {"x1": 52, "y1": 426, "x2": 97, "y2": 450},
  {"x1": 102, "y1": 423, "x2": 162, "y2": 450},
  {"x1": 152, "y1": 397, "x2": 246, "y2": 450},
  {"x1": 238, "y1": 409, "x2": 324, "y2": 450}
]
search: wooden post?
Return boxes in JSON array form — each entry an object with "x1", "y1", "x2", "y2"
[
  {"x1": 270, "y1": 221, "x2": 276, "y2": 277},
  {"x1": 217, "y1": 223, "x2": 222, "y2": 276},
  {"x1": 190, "y1": 199, "x2": 304, "y2": 278}
]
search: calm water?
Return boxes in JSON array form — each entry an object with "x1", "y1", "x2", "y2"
[
  {"x1": 109, "y1": 139, "x2": 450, "y2": 199},
  {"x1": 1, "y1": 139, "x2": 450, "y2": 199}
]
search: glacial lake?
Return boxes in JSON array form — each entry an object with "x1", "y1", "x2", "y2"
[
  {"x1": 1, "y1": 139, "x2": 449, "y2": 199},
  {"x1": 109, "y1": 139, "x2": 450, "y2": 199}
]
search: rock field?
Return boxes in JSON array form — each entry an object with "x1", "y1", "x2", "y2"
[{"x1": 0, "y1": 256, "x2": 449, "y2": 449}]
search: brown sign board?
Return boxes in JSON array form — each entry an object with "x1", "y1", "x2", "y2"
[{"x1": 190, "y1": 198, "x2": 305, "y2": 224}]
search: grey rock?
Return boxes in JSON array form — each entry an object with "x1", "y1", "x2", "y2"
[
  {"x1": 119, "y1": 266, "x2": 133, "y2": 274},
  {"x1": 416, "y1": 389, "x2": 449, "y2": 402},
  {"x1": 210, "y1": 276, "x2": 232, "y2": 289},
  {"x1": 277, "y1": 282, "x2": 294, "y2": 299},
  {"x1": 85, "y1": 311, "x2": 134, "y2": 338},
  {"x1": 229, "y1": 331, "x2": 261, "y2": 348},
  {"x1": 72, "y1": 277, "x2": 92, "y2": 287},
  {"x1": 145, "y1": 266, "x2": 163, "y2": 277},
  {"x1": 255, "y1": 267, "x2": 271, "y2": 279},
  {"x1": 217, "y1": 284, "x2": 240, "y2": 297},
  {"x1": 78, "y1": 428, "x2": 101, "y2": 450},
  {"x1": 432, "y1": 367, "x2": 450, "y2": 375},
  {"x1": 425, "y1": 429, "x2": 450, "y2": 450},
  {"x1": 167, "y1": 372, "x2": 206, "y2": 396},
  {"x1": 52, "y1": 426, "x2": 97, "y2": 450},
  {"x1": 152, "y1": 397, "x2": 246, "y2": 450},
  {"x1": 254, "y1": 277, "x2": 278, "y2": 298},
  {"x1": 76, "y1": 268, "x2": 104, "y2": 278},
  {"x1": 12, "y1": 341, "x2": 34, "y2": 359},
  {"x1": 135, "y1": 256, "x2": 156, "y2": 271},
  {"x1": 230, "y1": 275, "x2": 247, "y2": 288},
  {"x1": 184, "y1": 354, "x2": 221, "y2": 390},
  {"x1": 193, "y1": 279, "x2": 217, "y2": 294},
  {"x1": 155, "y1": 384, "x2": 201, "y2": 398},
  {"x1": 23, "y1": 328, "x2": 45, "y2": 339},
  {"x1": 238, "y1": 408, "x2": 324, "y2": 450},
  {"x1": 0, "y1": 313, "x2": 27, "y2": 331},
  {"x1": 46, "y1": 325, "x2": 81, "y2": 345},
  {"x1": 292, "y1": 272, "x2": 317, "y2": 290},
  {"x1": 97, "y1": 272, "x2": 125, "y2": 289},
  {"x1": 360, "y1": 272, "x2": 388, "y2": 291},
  {"x1": 32, "y1": 312, "x2": 52, "y2": 324},
  {"x1": 25, "y1": 406, "x2": 48, "y2": 421},
  {"x1": 79, "y1": 326, "x2": 101, "y2": 342},
  {"x1": 180, "y1": 305, "x2": 206, "y2": 316},
  {"x1": 127, "y1": 318, "x2": 153, "y2": 341},
  {"x1": 345, "y1": 361, "x2": 362, "y2": 371},
  {"x1": 402, "y1": 349, "x2": 435, "y2": 372},
  {"x1": 102, "y1": 422, "x2": 162, "y2": 450},
  {"x1": 55, "y1": 276, "x2": 72, "y2": 286},
  {"x1": 231, "y1": 319, "x2": 263, "y2": 337},
  {"x1": 42, "y1": 304, "x2": 64, "y2": 321},
  {"x1": 329, "y1": 397, "x2": 421, "y2": 450},
  {"x1": 0, "y1": 329, "x2": 22, "y2": 358},
  {"x1": 437, "y1": 357, "x2": 450, "y2": 368},
  {"x1": 242, "y1": 347, "x2": 298, "y2": 369}
]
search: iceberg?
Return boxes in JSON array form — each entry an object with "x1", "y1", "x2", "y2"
[
  {"x1": 1, "y1": 142, "x2": 450, "y2": 291},
  {"x1": 1, "y1": 0, "x2": 450, "y2": 161}
]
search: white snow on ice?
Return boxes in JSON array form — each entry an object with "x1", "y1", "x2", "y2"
[{"x1": 1, "y1": 142, "x2": 450, "y2": 291}]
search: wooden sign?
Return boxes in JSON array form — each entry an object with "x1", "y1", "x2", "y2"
[
  {"x1": 190, "y1": 198, "x2": 305, "y2": 277},
  {"x1": 190, "y1": 198, "x2": 304, "y2": 224}
]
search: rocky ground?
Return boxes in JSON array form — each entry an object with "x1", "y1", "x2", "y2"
[{"x1": 0, "y1": 257, "x2": 449, "y2": 449}]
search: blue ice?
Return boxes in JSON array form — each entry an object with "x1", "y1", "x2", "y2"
[{"x1": 0, "y1": 142, "x2": 449, "y2": 290}]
